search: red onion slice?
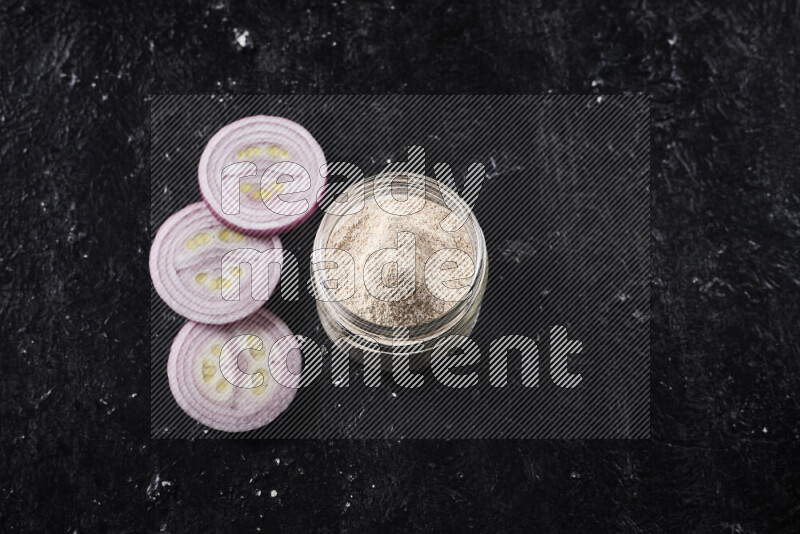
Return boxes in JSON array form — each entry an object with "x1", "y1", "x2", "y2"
[
  {"x1": 167, "y1": 309, "x2": 302, "y2": 432},
  {"x1": 149, "y1": 202, "x2": 283, "y2": 324},
  {"x1": 198, "y1": 116, "x2": 327, "y2": 234}
]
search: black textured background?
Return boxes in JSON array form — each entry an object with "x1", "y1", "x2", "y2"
[{"x1": 1, "y1": 1, "x2": 799, "y2": 532}]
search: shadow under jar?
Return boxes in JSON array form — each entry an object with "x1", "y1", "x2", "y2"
[{"x1": 313, "y1": 172, "x2": 488, "y2": 367}]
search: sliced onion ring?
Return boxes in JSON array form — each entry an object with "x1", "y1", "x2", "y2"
[
  {"x1": 149, "y1": 202, "x2": 283, "y2": 324},
  {"x1": 167, "y1": 309, "x2": 302, "y2": 432},
  {"x1": 198, "y1": 116, "x2": 327, "y2": 234}
]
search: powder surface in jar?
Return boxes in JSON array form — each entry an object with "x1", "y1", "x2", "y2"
[{"x1": 325, "y1": 200, "x2": 474, "y2": 327}]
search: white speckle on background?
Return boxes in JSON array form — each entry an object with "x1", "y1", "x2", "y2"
[{"x1": 234, "y1": 28, "x2": 253, "y2": 49}]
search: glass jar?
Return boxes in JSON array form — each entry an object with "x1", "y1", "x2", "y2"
[{"x1": 312, "y1": 172, "x2": 488, "y2": 363}]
